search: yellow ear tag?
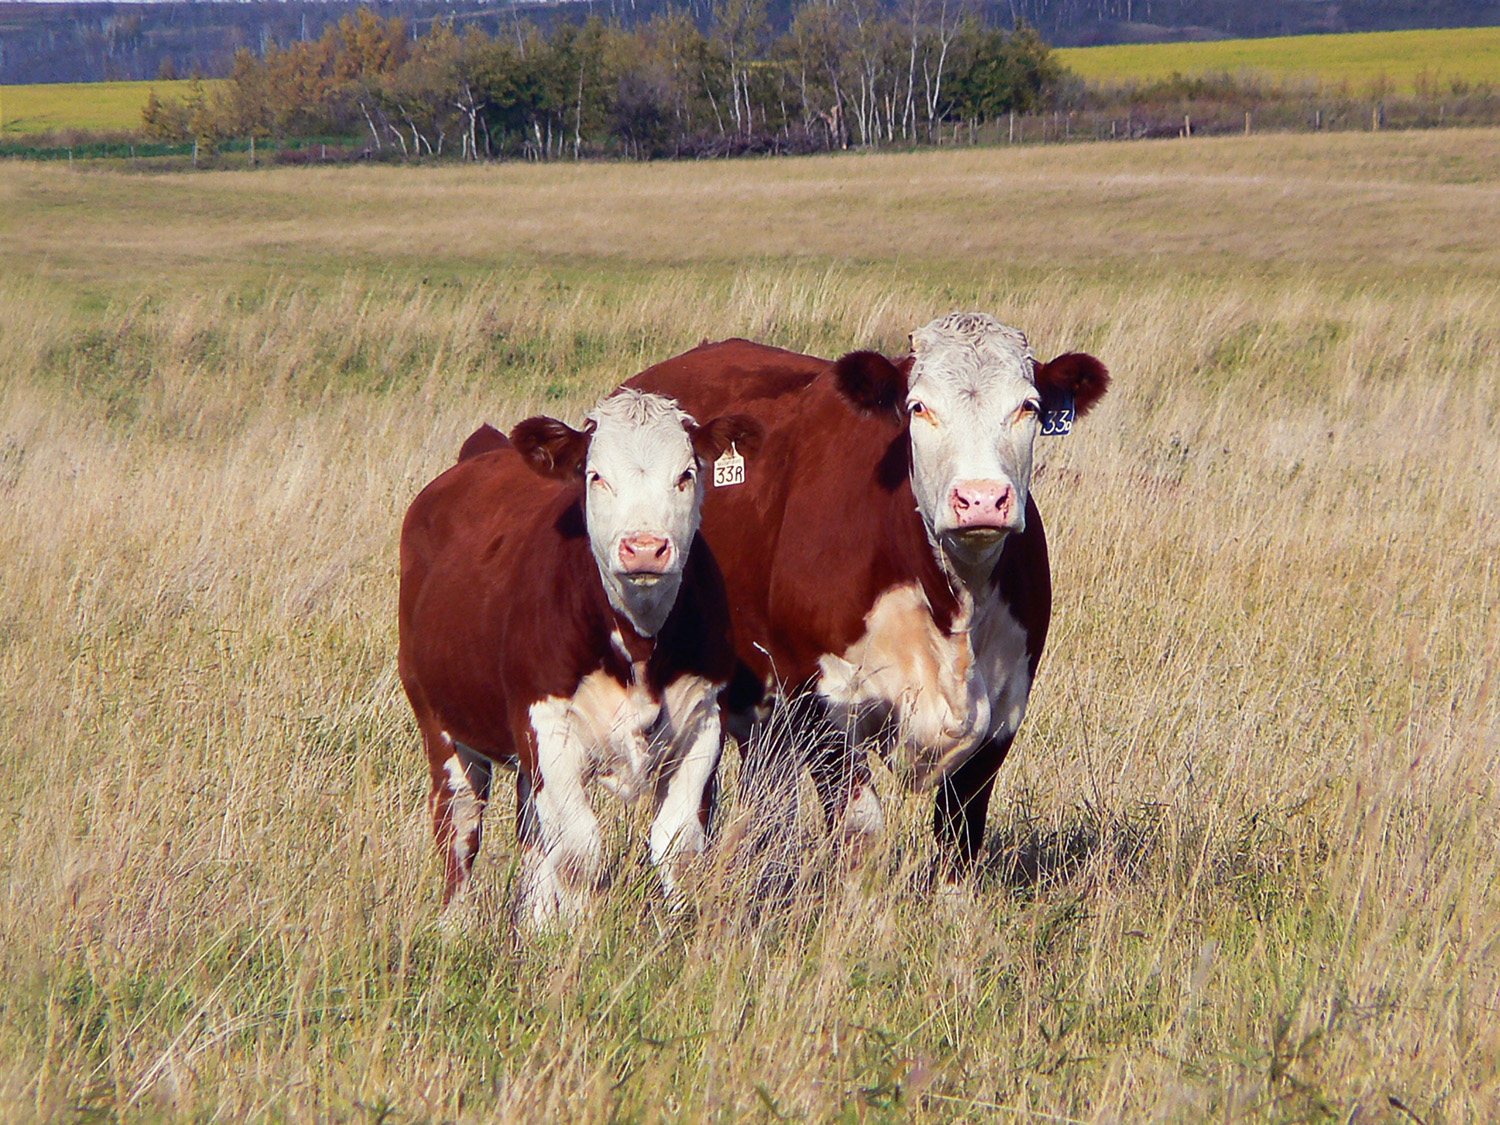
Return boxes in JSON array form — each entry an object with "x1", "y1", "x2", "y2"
[{"x1": 713, "y1": 442, "x2": 745, "y2": 488}]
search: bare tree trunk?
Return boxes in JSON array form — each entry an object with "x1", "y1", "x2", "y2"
[
  {"x1": 575, "y1": 67, "x2": 584, "y2": 160},
  {"x1": 704, "y1": 73, "x2": 726, "y2": 137},
  {"x1": 903, "y1": 19, "x2": 918, "y2": 140},
  {"x1": 923, "y1": 0, "x2": 955, "y2": 141},
  {"x1": 359, "y1": 100, "x2": 382, "y2": 150}
]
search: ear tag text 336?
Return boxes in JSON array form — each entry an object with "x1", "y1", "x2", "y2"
[
  {"x1": 714, "y1": 443, "x2": 745, "y2": 488},
  {"x1": 1041, "y1": 395, "x2": 1075, "y2": 437}
]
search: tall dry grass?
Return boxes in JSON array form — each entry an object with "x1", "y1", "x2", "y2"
[{"x1": 1, "y1": 141, "x2": 1498, "y2": 1122}]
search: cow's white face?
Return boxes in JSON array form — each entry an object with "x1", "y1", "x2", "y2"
[
  {"x1": 582, "y1": 390, "x2": 705, "y2": 637},
  {"x1": 903, "y1": 314, "x2": 1042, "y2": 572}
]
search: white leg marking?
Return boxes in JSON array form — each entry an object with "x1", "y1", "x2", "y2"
[
  {"x1": 439, "y1": 749, "x2": 486, "y2": 903},
  {"x1": 649, "y1": 676, "x2": 723, "y2": 897},
  {"x1": 524, "y1": 698, "x2": 603, "y2": 927}
]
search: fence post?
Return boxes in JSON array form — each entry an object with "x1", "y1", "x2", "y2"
[
  {"x1": 1245, "y1": 111, "x2": 1251, "y2": 135},
  {"x1": 1184, "y1": 114, "x2": 1192, "y2": 137}
]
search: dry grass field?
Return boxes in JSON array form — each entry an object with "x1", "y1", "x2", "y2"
[{"x1": 2, "y1": 131, "x2": 1498, "y2": 1122}]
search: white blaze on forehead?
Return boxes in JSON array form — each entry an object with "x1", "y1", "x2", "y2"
[
  {"x1": 905, "y1": 313, "x2": 1044, "y2": 558},
  {"x1": 585, "y1": 388, "x2": 698, "y2": 476},
  {"x1": 583, "y1": 388, "x2": 704, "y2": 637},
  {"x1": 910, "y1": 313, "x2": 1034, "y2": 386}
]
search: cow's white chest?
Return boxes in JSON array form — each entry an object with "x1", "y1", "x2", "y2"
[
  {"x1": 967, "y1": 594, "x2": 1033, "y2": 744},
  {"x1": 813, "y1": 581, "x2": 1031, "y2": 779}
]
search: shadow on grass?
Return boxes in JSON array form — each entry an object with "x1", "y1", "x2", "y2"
[{"x1": 976, "y1": 796, "x2": 1164, "y2": 895}]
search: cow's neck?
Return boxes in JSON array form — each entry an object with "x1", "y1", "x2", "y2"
[
  {"x1": 598, "y1": 568, "x2": 679, "y2": 640},
  {"x1": 931, "y1": 529, "x2": 1004, "y2": 612},
  {"x1": 609, "y1": 610, "x2": 658, "y2": 666}
]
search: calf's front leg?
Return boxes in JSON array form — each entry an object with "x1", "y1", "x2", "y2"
[
  {"x1": 650, "y1": 678, "x2": 725, "y2": 897},
  {"x1": 520, "y1": 699, "x2": 603, "y2": 928}
]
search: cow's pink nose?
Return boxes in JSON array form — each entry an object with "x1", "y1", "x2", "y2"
[
  {"x1": 949, "y1": 481, "x2": 1015, "y2": 528},
  {"x1": 618, "y1": 534, "x2": 673, "y2": 573}
]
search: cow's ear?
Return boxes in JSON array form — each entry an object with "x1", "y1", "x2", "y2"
[
  {"x1": 458, "y1": 423, "x2": 509, "y2": 463},
  {"x1": 833, "y1": 350, "x2": 907, "y2": 414},
  {"x1": 690, "y1": 414, "x2": 764, "y2": 463},
  {"x1": 1035, "y1": 352, "x2": 1110, "y2": 418},
  {"x1": 509, "y1": 416, "x2": 593, "y2": 480}
]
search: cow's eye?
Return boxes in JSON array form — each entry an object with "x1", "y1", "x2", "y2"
[
  {"x1": 588, "y1": 471, "x2": 606, "y2": 488},
  {"x1": 908, "y1": 400, "x2": 927, "y2": 415},
  {"x1": 677, "y1": 468, "x2": 695, "y2": 490},
  {"x1": 1019, "y1": 400, "x2": 1042, "y2": 419}
]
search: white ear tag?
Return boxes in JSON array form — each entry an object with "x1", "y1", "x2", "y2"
[
  {"x1": 713, "y1": 443, "x2": 745, "y2": 488},
  {"x1": 1040, "y1": 395, "x2": 1075, "y2": 437}
]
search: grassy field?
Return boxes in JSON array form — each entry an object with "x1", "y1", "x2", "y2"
[
  {"x1": 1, "y1": 131, "x2": 1498, "y2": 1122},
  {"x1": 1058, "y1": 25, "x2": 1500, "y2": 95},
  {"x1": 0, "y1": 79, "x2": 217, "y2": 137}
]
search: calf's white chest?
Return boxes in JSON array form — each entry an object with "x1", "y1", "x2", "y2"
[{"x1": 530, "y1": 666, "x2": 663, "y2": 803}]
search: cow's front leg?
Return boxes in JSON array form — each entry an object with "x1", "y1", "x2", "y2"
[
  {"x1": 933, "y1": 733, "x2": 1013, "y2": 878},
  {"x1": 521, "y1": 699, "x2": 602, "y2": 928},
  {"x1": 650, "y1": 678, "x2": 725, "y2": 898}
]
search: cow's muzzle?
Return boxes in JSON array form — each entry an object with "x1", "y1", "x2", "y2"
[
  {"x1": 618, "y1": 534, "x2": 674, "y2": 579},
  {"x1": 947, "y1": 480, "x2": 1020, "y2": 536}
]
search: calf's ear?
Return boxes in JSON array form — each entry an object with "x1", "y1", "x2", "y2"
[
  {"x1": 1035, "y1": 352, "x2": 1110, "y2": 418},
  {"x1": 833, "y1": 350, "x2": 908, "y2": 414},
  {"x1": 690, "y1": 414, "x2": 764, "y2": 463},
  {"x1": 509, "y1": 416, "x2": 593, "y2": 480}
]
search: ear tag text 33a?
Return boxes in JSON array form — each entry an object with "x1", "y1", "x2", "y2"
[
  {"x1": 1041, "y1": 395, "x2": 1075, "y2": 437},
  {"x1": 714, "y1": 443, "x2": 745, "y2": 488}
]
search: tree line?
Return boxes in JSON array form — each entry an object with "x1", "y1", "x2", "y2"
[{"x1": 141, "y1": 5, "x2": 1062, "y2": 159}]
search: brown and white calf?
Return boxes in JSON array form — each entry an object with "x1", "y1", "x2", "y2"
[
  {"x1": 626, "y1": 314, "x2": 1108, "y2": 870},
  {"x1": 398, "y1": 390, "x2": 759, "y2": 925}
]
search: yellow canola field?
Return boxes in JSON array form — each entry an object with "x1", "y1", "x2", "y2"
[
  {"x1": 1057, "y1": 25, "x2": 1500, "y2": 94},
  {"x1": 0, "y1": 79, "x2": 222, "y2": 135}
]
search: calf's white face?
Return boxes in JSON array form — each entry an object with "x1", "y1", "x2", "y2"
[
  {"x1": 583, "y1": 390, "x2": 704, "y2": 636},
  {"x1": 511, "y1": 389, "x2": 759, "y2": 638},
  {"x1": 903, "y1": 314, "x2": 1043, "y2": 570}
]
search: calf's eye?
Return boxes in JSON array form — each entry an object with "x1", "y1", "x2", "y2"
[
  {"x1": 677, "y1": 469, "x2": 695, "y2": 490},
  {"x1": 908, "y1": 401, "x2": 927, "y2": 415}
]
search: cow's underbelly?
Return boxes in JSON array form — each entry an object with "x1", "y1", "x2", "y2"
[{"x1": 812, "y1": 582, "x2": 1032, "y2": 785}]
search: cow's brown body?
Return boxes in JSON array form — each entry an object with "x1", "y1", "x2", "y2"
[
  {"x1": 628, "y1": 338, "x2": 1076, "y2": 866},
  {"x1": 398, "y1": 433, "x2": 736, "y2": 907}
]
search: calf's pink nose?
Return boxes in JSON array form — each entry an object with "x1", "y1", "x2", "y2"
[
  {"x1": 949, "y1": 480, "x2": 1015, "y2": 528},
  {"x1": 618, "y1": 534, "x2": 673, "y2": 573}
]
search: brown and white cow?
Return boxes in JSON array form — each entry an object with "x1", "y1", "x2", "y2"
[
  {"x1": 626, "y1": 314, "x2": 1108, "y2": 870},
  {"x1": 398, "y1": 389, "x2": 759, "y2": 925}
]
